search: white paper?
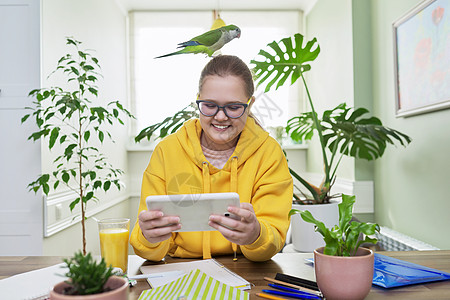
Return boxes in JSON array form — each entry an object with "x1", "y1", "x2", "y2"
[
  {"x1": 139, "y1": 259, "x2": 251, "y2": 290},
  {"x1": 0, "y1": 263, "x2": 67, "y2": 300}
]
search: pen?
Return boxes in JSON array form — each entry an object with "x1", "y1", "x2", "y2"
[
  {"x1": 262, "y1": 289, "x2": 321, "y2": 299},
  {"x1": 256, "y1": 292, "x2": 288, "y2": 300},
  {"x1": 264, "y1": 277, "x2": 322, "y2": 297},
  {"x1": 127, "y1": 270, "x2": 184, "y2": 280},
  {"x1": 268, "y1": 283, "x2": 321, "y2": 298},
  {"x1": 275, "y1": 273, "x2": 319, "y2": 291}
]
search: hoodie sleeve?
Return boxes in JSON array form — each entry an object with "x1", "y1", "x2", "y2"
[
  {"x1": 129, "y1": 145, "x2": 173, "y2": 261},
  {"x1": 240, "y1": 140, "x2": 293, "y2": 262}
]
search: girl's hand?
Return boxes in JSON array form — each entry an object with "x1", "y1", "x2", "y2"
[
  {"x1": 138, "y1": 210, "x2": 181, "y2": 243},
  {"x1": 208, "y1": 203, "x2": 260, "y2": 245}
]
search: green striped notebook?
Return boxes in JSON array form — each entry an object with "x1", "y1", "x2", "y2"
[{"x1": 138, "y1": 269, "x2": 249, "y2": 300}]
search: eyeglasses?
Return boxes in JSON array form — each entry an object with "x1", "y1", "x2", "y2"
[{"x1": 196, "y1": 97, "x2": 252, "y2": 119}]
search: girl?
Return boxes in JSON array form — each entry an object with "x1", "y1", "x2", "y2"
[{"x1": 130, "y1": 55, "x2": 293, "y2": 262}]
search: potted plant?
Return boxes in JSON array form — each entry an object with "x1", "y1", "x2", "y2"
[
  {"x1": 290, "y1": 194, "x2": 379, "y2": 300},
  {"x1": 250, "y1": 33, "x2": 411, "y2": 251},
  {"x1": 50, "y1": 251, "x2": 128, "y2": 299},
  {"x1": 21, "y1": 38, "x2": 134, "y2": 255}
]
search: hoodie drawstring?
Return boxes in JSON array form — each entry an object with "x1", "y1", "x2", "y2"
[
  {"x1": 202, "y1": 162, "x2": 212, "y2": 259},
  {"x1": 231, "y1": 156, "x2": 238, "y2": 261},
  {"x1": 202, "y1": 158, "x2": 239, "y2": 261}
]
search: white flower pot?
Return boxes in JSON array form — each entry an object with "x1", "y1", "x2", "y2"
[{"x1": 290, "y1": 200, "x2": 339, "y2": 252}]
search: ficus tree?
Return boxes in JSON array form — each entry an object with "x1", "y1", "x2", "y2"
[{"x1": 22, "y1": 38, "x2": 134, "y2": 255}]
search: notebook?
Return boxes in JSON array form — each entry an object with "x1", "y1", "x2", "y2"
[
  {"x1": 139, "y1": 259, "x2": 251, "y2": 290},
  {"x1": 138, "y1": 269, "x2": 249, "y2": 300}
]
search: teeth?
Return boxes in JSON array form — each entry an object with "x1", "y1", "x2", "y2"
[{"x1": 213, "y1": 124, "x2": 229, "y2": 129}]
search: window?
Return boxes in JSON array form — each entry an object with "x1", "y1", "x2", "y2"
[{"x1": 130, "y1": 11, "x2": 302, "y2": 136}]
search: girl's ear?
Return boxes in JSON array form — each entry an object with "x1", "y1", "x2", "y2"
[{"x1": 249, "y1": 96, "x2": 256, "y2": 108}]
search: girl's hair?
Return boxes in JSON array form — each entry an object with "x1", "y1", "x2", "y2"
[
  {"x1": 198, "y1": 55, "x2": 254, "y2": 98},
  {"x1": 198, "y1": 55, "x2": 263, "y2": 127}
]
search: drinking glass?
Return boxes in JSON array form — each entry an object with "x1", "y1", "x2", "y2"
[{"x1": 98, "y1": 218, "x2": 130, "y2": 273}]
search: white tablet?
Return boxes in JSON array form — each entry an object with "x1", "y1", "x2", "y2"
[{"x1": 145, "y1": 192, "x2": 240, "y2": 232}]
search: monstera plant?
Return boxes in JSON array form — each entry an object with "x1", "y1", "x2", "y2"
[{"x1": 250, "y1": 33, "x2": 411, "y2": 204}]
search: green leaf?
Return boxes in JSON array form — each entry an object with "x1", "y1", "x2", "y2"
[
  {"x1": 98, "y1": 131, "x2": 104, "y2": 143},
  {"x1": 64, "y1": 144, "x2": 77, "y2": 156},
  {"x1": 250, "y1": 33, "x2": 320, "y2": 92},
  {"x1": 66, "y1": 38, "x2": 78, "y2": 46},
  {"x1": 338, "y1": 194, "x2": 355, "y2": 233},
  {"x1": 88, "y1": 87, "x2": 98, "y2": 96},
  {"x1": 103, "y1": 181, "x2": 111, "y2": 191},
  {"x1": 49, "y1": 127, "x2": 59, "y2": 149},
  {"x1": 78, "y1": 51, "x2": 87, "y2": 59},
  {"x1": 60, "y1": 135, "x2": 67, "y2": 144},
  {"x1": 69, "y1": 198, "x2": 80, "y2": 211},
  {"x1": 62, "y1": 172, "x2": 70, "y2": 183},
  {"x1": 43, "y1": 184, "x2": 50, "y2": 195},
  {"x1": 21, "y1": 114, "x2": 30, "y2": 123},
  {"x1": 84, "y1": 131, "x2": 90, "y2": 142},
  {"x1": 54, "y1": 180, "x2": 60, "y2": 189},
  {"x1": 135, "y1": 104, "x2": 198, "y2": 142},
  {"x1": 70, "y1": 66, "x2": 79, "y2": 75},
  {"x1": 39, "y1": 174, "x2": 50, "y2": 184},
  {"x1": 83, "y1": 65, "x2": 94, "y2": 71},
  {"x1": 93, "y1": 180, "x2": 102, "y2": 189}
]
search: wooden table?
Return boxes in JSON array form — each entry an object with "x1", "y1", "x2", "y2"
[{"x1": 1, "y1": 251, "x2": 450, "y2": 299}]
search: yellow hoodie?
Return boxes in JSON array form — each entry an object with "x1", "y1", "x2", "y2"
[{"x1": 130, "y1": 118, "x2": 293, "y2": 262}]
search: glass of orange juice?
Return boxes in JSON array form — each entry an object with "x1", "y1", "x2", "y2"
[{"x1": 98, "y1": 218, "x2": 130, "y2": 273}]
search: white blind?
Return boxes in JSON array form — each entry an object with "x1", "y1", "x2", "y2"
[{"x1": 130, "y1": 11, "x2": 301, "y2": 135}]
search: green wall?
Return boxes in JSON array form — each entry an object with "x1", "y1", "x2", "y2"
[
  {"x1": 304, "y1": 0, "x2": 355, "y2": 180},
  {"x1": 307, "y1": 0, "x2": 450, "y2": 249},
  {"x1": 371, "y1": 0, "x2": 450, "y2": 249}
]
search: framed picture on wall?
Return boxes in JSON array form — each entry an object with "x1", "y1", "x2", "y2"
[{"x1": 393, "y1": 0, "x2": 449, "y2": 117}]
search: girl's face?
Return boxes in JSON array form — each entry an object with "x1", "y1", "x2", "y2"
[{"x1": 198, "y1": 75, "x2": 252, "y2": 151}]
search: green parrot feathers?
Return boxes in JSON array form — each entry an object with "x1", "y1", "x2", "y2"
[{"x1": 155, "y1": 24, "x2": 241, "y2": 59}]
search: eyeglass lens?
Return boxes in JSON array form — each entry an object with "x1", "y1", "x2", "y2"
[{"x1": 198, "y1": 101, "x2": 246, "y2": 118}]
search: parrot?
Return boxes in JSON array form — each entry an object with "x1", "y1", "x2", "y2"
[{"x1": 154, "y1": 24, "x2": 241, "y2": 59}]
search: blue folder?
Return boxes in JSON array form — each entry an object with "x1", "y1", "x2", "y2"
[{"x1": 373, "y1": 253, "x2": 450, "y2": 288}]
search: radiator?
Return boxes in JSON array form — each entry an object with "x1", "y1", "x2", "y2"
[{"x1": 375, "y1": 226, "x2": 439, "y2": 251}]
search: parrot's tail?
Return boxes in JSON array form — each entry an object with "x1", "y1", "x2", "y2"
[{"x1": 154, "y1": 51, "x2": 182, "y2": 59}]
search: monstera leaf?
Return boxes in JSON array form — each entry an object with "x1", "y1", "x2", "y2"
[
  {"x1": 286, "y1": 111, "x2": 317, "y2": 142},
  {"x1": 250, "y1": 33, "x2": 320, "y2": 92},
  {"x1": 287, "y1": 103, "x2": 412, "y2": 161},
  {"x1": 321, "y1": 104, "x2": 411, "y2": 160},
  {"x1": 135, "y1": 103, "x2": 198, "y2": 142}
]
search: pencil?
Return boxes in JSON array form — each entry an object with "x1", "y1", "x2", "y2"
[
  {"x1": 256, "y1": 292, "x2": 288, "y2": 300},
  {"x1": 264, "y1": 277, "x2": 323, "y2": 297}
]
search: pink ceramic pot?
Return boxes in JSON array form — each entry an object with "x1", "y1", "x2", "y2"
[
  {"x1": 314, "y1": 247, "x2": 374, "y2": 300},
  {"x1": 49, "y1": 276, "x2": 128, "y2": 300}
]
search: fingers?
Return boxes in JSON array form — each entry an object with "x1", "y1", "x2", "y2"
[
  {"x1": 209, "y1": 203, "x2": 260, "y2": 245},
  {"x1": 139, "y1": 210, "x2": 181, "y2": 243}
]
